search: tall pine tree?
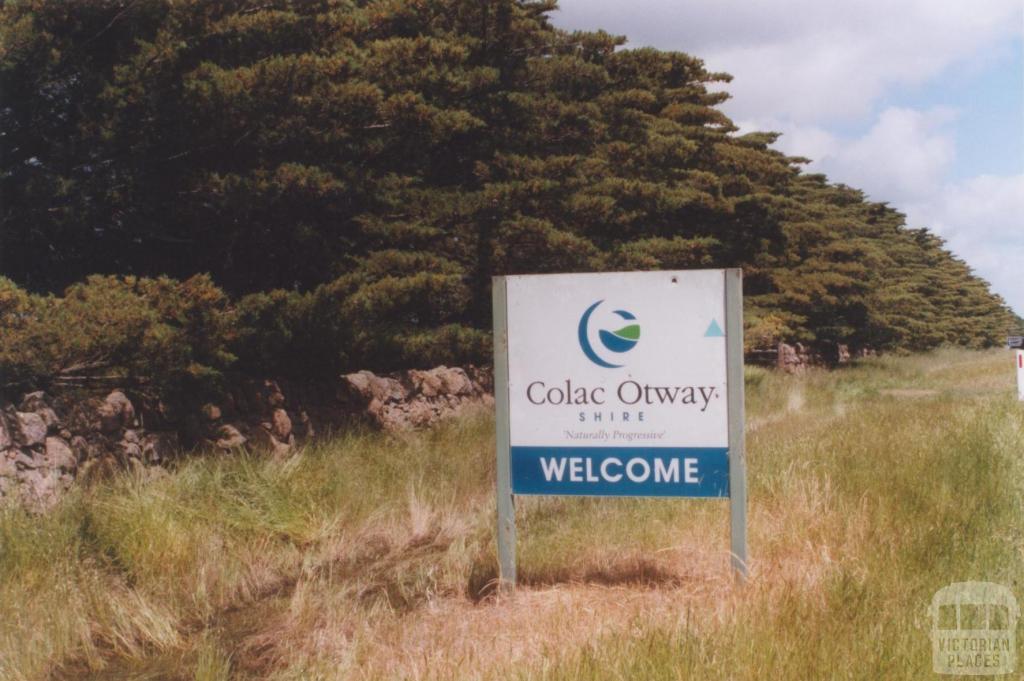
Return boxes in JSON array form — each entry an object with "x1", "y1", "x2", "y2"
[{"x1": 2, "y1": 0, "x2": 1017, "y2": 375}]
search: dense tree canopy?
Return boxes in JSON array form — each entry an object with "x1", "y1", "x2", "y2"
[{"x1": 1, "y1": 0, "x2": 1018, "y2": 381}]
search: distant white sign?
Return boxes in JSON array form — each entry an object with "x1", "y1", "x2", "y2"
[{"x1": 1017, "y1": 350, "x2": 1023, "y2": 402}]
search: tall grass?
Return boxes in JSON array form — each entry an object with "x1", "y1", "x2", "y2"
[{"x1": 0, "y1": 349, "x2": 1020, "y2": 680}]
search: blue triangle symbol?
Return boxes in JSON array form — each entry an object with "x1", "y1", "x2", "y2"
[{"x1": 705, "y1": 319, "x2": 725, "y2": 337}]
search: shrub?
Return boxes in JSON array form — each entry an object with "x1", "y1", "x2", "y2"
[
  {"x1": 0, "y1": 277, "x2": 54, "y2": 386},
  {"x1": 234, "y1": 289, "x2": 314, "y2": 377},
  {"x1": 0, "y1": 275, "x2": 236, "y2": 396}
]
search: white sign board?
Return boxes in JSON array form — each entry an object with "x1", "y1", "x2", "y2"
[
  {"x1": 492, "y1": 269, "x2": 748, "y2": 586},
  {"x1": 1017, "y1": 350, "x2": 1023, "y2": 401},
  {"x1": 505, "y1": 270, "x2": 730, "y2": 495}
]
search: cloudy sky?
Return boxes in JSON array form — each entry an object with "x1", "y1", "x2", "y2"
[{"x1": 553, "y1": 0, "x2": 1024, "y2": 316}]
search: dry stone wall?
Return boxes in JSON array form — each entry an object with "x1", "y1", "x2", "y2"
[
  {"x1": 774, "y1": 342, "x2": 857, "y2": 373},
  {"x1": 0, "y1": 365, "x2": 493, "y2": 511}
]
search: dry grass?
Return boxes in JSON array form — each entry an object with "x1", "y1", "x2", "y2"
[{"x1": 1, "y1": 348, "x2": 1021, "y2": 680}]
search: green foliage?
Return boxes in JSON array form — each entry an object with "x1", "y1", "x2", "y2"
[
  {"x1": 234, "y1": 288, "x2": 312, "y2": 376},
  {"x1": 1, "y1": 270, "x2": 490, "y2": 388},
  {"x1": 0, "y1": 275, "x2": 235, "y2": 394},
  {"x1": 1, "y1": 0, "x2": 1018, "y2": 382},
  {"x1": 0, "y1": 277, "x2": 52, "y2": 385}
]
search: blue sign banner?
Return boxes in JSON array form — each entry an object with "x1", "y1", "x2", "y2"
[{"x1": 510, "y1": 446, "x2": 729, "y2": 497}]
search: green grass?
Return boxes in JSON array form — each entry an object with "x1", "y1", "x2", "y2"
[{"x1": 1, "y1": 348, "x2": 1021, "y2": 680}]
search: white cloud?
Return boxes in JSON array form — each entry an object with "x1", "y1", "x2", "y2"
[
  {"x1": 833, "y1": 108, "x2": 956, "y2": 201},
  {"x1": 760, "y1": 107, "x2": 958, "y2": 201},
  {"x1": 905, "y1": 175, "x2": 1024, "y2": 315},
  {"x1": 554, "y1": 0, "x2": 1022, "y2": 123}
]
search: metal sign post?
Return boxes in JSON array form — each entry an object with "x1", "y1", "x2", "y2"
[
  {"x1": 725, "y1": 269, "x2": 748, "y2": 577},
  {"x1": 492, "y1": 269, "x2": 748, "y2": 587},
  {"x1": 492, "y1": 277, "x2": 516, "y2": 589}
]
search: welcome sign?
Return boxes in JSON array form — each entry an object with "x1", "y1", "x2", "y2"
[
  {"x1": 492, "y1": 269, "x2": 748, "y2": 585},
  {"x1": 507, "y1": 271, "x2": 730, "y2": 496}
]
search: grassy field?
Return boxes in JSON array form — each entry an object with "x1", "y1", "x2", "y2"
[{"x1": 1, "y1": 348, "x2": 1022, "y2": 680}]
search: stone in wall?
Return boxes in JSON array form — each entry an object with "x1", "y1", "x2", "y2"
[
  {"x1": 0, "y1": 410, "x2": 12, "y2": 451},
  {"x1": 837, "y1": 343, "x2": 851, "y2": 364},
  {"x1": 199, "y1": 378, "x2": 299, "y2": 456},
  {"x1": 141, "y1": 432, "x2": 178, "y2": 465},
  {"x1": 15, "y1": 412, "x2": 47, "y2": 447},
  {"x1": 0, "y1": 393, "x2": 76, "y2": 511},
  {"x1": 777, "y1": 342, "x2": 803, "y2": 373},
  {"x1": 776, "y1": 341, "x2": 862, "y2": 371},
  {"x1": 20, "y1": 391, "x2": 60, "y2": 430},
  {"x1": 338, "y1": 365, "x2": 493, "y2": 430}
]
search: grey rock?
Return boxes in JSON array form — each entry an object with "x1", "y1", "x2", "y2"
[
  {"x1": 467, "y1": 365, "x2": 494, "y2": 393},
  {"x1": 18, "y1": 468, "x2": 64, "y2": 511},
  {"x1": 437, "y1": 367, "x2": 475, "y2": 396},
  {"x1": 270, "y1": 408, "x2": 292, "y2": 441},
  {"x1": 37, "y1": 406, "x2": 60, "y2": 431},
  {"x1": 215, "y1": 425, "x2": 247, "y2": 450},
  {"x1": 201, "y1": 403, "x2": 222, "y2": 422},
  {"x1": 14, "y1": 450, "x2": 41, "y2": 466},
  {"x1": 18, "y1": 391, "x2": 47, "y2": 411},
  {"x1": 264, "y1": 380, "x2": 286, "y2": 407},
  {"x1": 837, "y1": 343, "x2": 851, "y2": 364},
  {"x1": 0, "y1": 412, "x2": 11, "y2": 450},
  {"x1": 70, "y1": 435, "x2": 98, "y2": 462},
  {"x1": 339, "y1": 370, "x2": 408, "y2": 405},
  {"x1": 119, "y1": 441, "x2": 143, "y2": 460},
  {"x1": 0, "y1": 452, "x2": 18, "y2": 478},
  {"x1": 405, "y1": 401, "x2": 438, "y2": 428},
  {"x1": 15, "y1": 412, "x2": 47, "y2": 446},
  {"x1": 142, "y1": 432, "x2": 178, "y2": 464},
  {"x1": 97, "y1": 402, "x2": 122, "y2": 434},
  {"x1": 297, "y1": 410, "x2": 314, "y2": 439},
  {"x1": 270, "y1": 436, "x2": 293, "y2": 460},
  {"x1": 410, "y1": 369, "x2": 445, "y2": 397},
  {"x1": 777, "y1": 342, "x2": 804, "y2": 374},
  {"x1": 99, "y1": 390, "x2": 135, "y2": 433},
  {"x1": 248, "y1": 424, "x2": 275, "y2": 450},
  {"x1": 20, "y1": 391, "x2": 60, "y2": 430},
  {"x1": 45, "y1": 437, "x2": 76, "y2": 470}
]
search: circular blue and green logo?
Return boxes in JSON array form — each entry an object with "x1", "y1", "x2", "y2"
[{"x1": 578, "y1": 300, "x2": 641, "y2": 368}]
